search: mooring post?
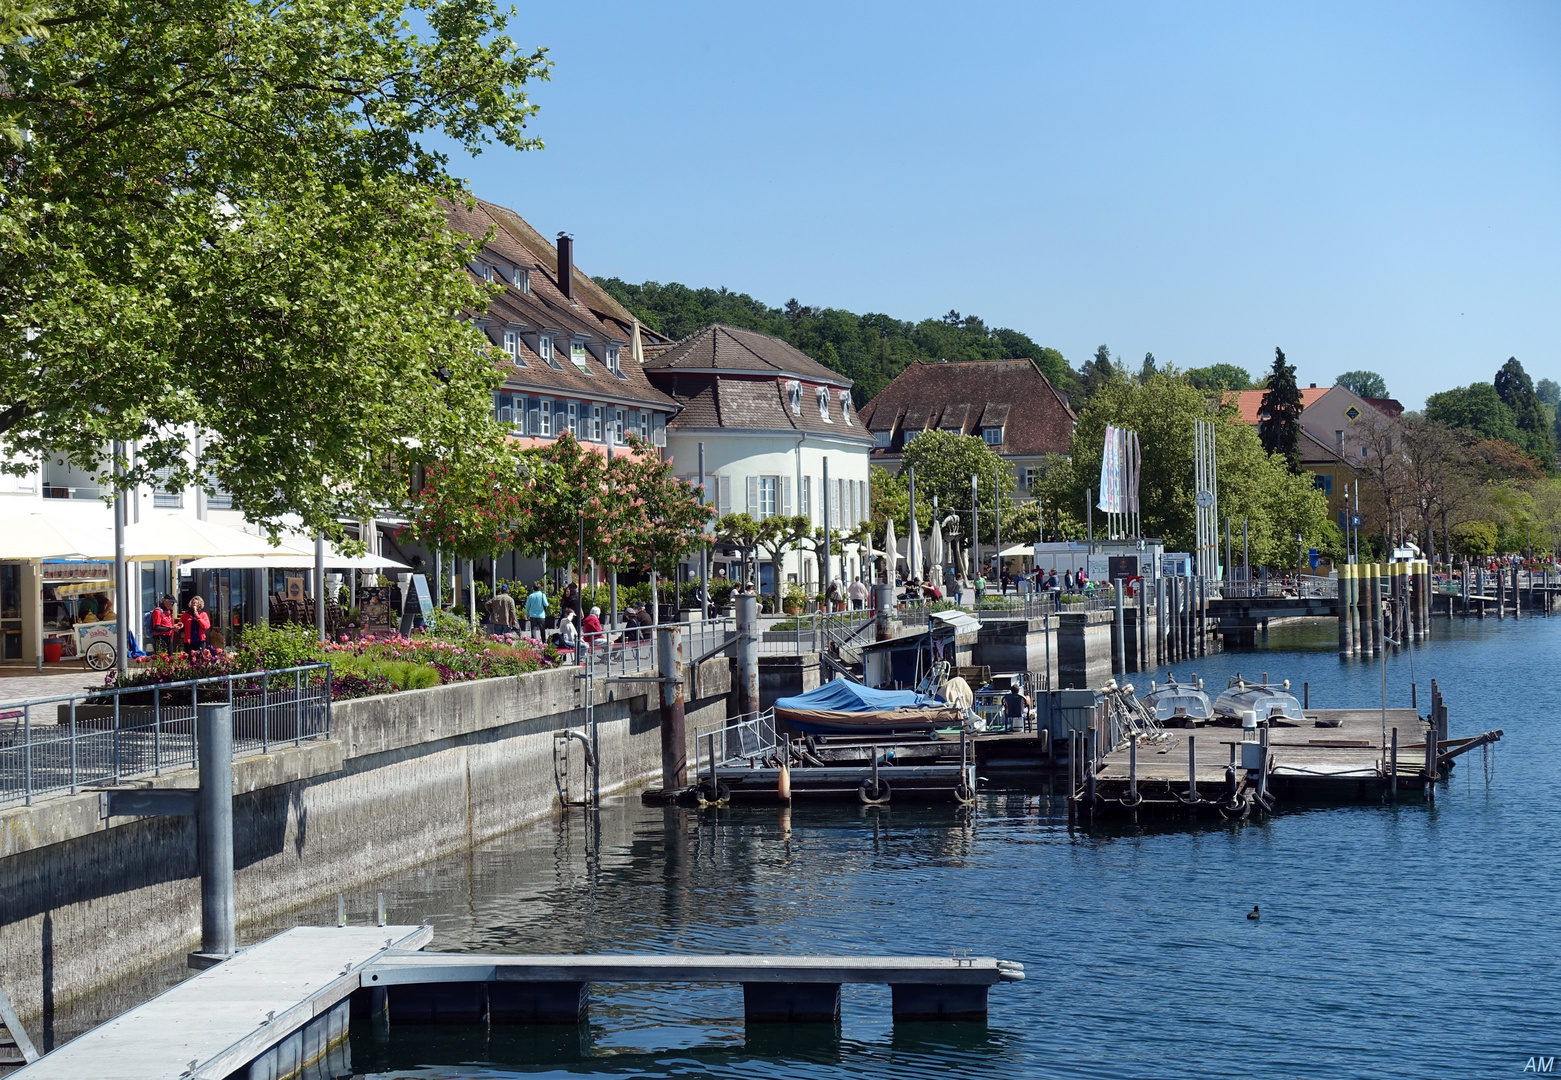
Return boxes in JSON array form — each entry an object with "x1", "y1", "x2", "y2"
[
  {"x1": 1067, "y1": 730, "x2": 1077, "y2": 825},
  {"x1": 1257, "y1": 724, "x2": 1269, "y2": 806},
  {"x1": 1187, "y1": 734, "x2": 1197, "y2": 810},
  {"x1": 657, "y1": 626, "x2": 686, "y2": 790},
  {"x1": 1303, "y1": 681, "x2": 1309, "y2": 710},
  {"x1": 1085, "y1": 728, "x2": 1096, "y2": 823},
  {"x1": 1112, "y1": 580, "x2": 1125, "y2": 675},
  {"x1": 197, "y1": 703, "x2": 235, "y2": 960},
  {"x1": 736, "y1": 593, "x2": 759, "y2": 718},
  {"x1": 1138, "y1": 580, "x2": 1148, "y2": 670},
  {"x1": 874, "y1": 582, "x2": 894, "y2": 641},
  {"x1": 1497, "y1": 565, "x2": 1506, "y2": 619},
  {"x1": 1513, "y1": 563, "x2": 1521, "y2": 620},
  {"x1": 1389, "y1": 727, "x2": 1398, "y2": 802},
  {"x1": 1411, "y1": 681, "x2": 1417, "y2": 712},
  {"x1": 1338, "y1": 564, "x2": 1352, "y2": 659}
]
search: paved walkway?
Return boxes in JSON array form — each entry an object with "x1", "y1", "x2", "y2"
[{"x1": 0, "y1": 668, "x2": 105, "y2": 708}]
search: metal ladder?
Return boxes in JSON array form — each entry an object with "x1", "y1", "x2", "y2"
[{"x1": 0, "y1": 981, "x2": 38, "y2": 1066}]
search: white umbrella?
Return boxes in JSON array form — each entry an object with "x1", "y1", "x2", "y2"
[
  {"x1": 928, "y1": 517, "x2": 945, "y2": 576},
  {"x1": 884, "y1": 517, "x2": 899, "y2": 575},
  {"x1": 123, "y1": 517, "x2": 309, "y2": 561},
  {"x1": 907, "y1": 505, "x2": 922, "y2": 580},
  {"x1": 181, "y1": 549, "x2": 409, "y2": 571},
  {"x1": 0, "y1": 514, "x2": 112, "y2": 559}
]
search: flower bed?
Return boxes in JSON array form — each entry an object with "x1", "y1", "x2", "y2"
[{"x1": 108, "y1": 623, "x2": 566, "y2": 702}]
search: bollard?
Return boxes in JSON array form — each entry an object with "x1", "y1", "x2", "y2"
[
  {"x1": 657, "y1": 626, "x2": 687, "y2": 790},
  {"x1": 1187, "y1": 735, "x2": 1197, "y2": 810},
  {"x1": 1338, "y1": 564, "x2": 1353, "y2": 659},
  {"x1": 1085, "y1": 728, "x2": 1096, "y2": 823},
  {"x1": 197, "y1": 703, "x2": 235, "y2": 959},
  {"x1": 1303, "y1": 681, "x2": 1309, "y2": 710},
  {"x1": 736, "y1": 594, "x2": 760, "y2": 718},
  {"x1": 874, "y1": 583, "x2": 895, "y2": 642}
]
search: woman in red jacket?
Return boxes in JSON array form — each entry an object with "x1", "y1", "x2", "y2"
[{"x1": 183, "y1": 596, "x2": 211, "y2": 654}]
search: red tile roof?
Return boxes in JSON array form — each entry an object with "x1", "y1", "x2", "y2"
[
  {"x1": 1227, "y1": 387, "x2": 1330, "y2": 425},
  {"x1": 856, "y1": 359, "x2": 1075, "y2": 458}
]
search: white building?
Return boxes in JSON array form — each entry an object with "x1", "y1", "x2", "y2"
[{"x1": 643, "y1": 324, "x2": 874, "y2": 593}]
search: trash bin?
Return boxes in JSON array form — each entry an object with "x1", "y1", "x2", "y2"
[{"x1": 43, "y1": 639, "x2": 64, "y2": 663}]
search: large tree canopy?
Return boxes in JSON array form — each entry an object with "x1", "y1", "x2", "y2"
[
  {"x1": 1335, "y1": 370, "x2": 1388, "y2": 399},
  {"x1": 1494, "y1": 357, "x2": 1556, "y2": 473},
  {"x1": 1, "y1": 0, "x2": 550, "y2": 537}
]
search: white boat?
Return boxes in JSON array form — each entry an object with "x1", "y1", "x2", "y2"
[
  {"x1": 1212, "y1": 675, "x2": 1305, "y2": 727},
  {"x1": 1142, "y1": 675, "x2": 1213, "y2": 727}
]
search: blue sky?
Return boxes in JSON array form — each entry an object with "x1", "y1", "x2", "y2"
[{"x1": 442, "y1": 1, "x2": 1560, "y2": 407}]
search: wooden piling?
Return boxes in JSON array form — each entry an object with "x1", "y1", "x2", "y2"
[
  {"x1": 1338, "y1": 564, "x2": 1354, "y2": 658},
  {"x1": 1187, "y1": 735, "x2": 1197, "y2": 812},
  {"x1": 1303, "y1": 681, "x2": 1309, "y2": 709},
  {"x1": 1086, "y1": 728, "x2": 1096, "y2": 823},
  {"x1": 1067, "y1": 731, "x2": 1076, "y2": 825},
  {"x1": 1369, "y1": 565, "x2": 1382, "y2": 654}
]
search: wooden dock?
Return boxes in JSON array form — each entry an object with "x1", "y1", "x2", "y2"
[
  {"x1": 1081, "y1": 704, "x2": 1502, "y2": 820},
  {"x1": 14, "y1": 925, "x2": 432, "y2": 1080}
]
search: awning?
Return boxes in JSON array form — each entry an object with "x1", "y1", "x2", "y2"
[
  {"x1": 180, "y1": 547, "x2": 410, "y2": 571},
  {"x1": 123, "y1": 517, "x2": 307, "y2": 561},
  {"x1": 0, "y1": 514, "x2": 112, "y2": 560}
]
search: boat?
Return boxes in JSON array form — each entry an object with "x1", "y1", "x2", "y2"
[
  {"x1": 773, "y1": 678, "x2": 964, "y2": 736},
  {"x1": 1141, "y1": 674, "x2": 1213, "y2": 727},
  {"x1": 1212, "y1": 675, "x2": 1305, "y2": 727}
]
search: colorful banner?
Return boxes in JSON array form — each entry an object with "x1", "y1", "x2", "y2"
[{"x1": 1097, "y1": 425, "x2": 1122, "y2": 513}]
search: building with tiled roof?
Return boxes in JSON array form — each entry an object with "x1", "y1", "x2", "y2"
[
  {"x1": 645, "y1": 325, "x2": 874, "y2": 592},
  {"x1": 445, "y1": 199, "x2": 679, "y2": 452},
  {"x1": 856, "y1": 359, "x2": 1077, "y2": 498}
]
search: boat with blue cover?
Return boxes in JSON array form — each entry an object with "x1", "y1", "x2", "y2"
[{"x1": 773, "y1": 678, "x2": 963, "y2": 736}]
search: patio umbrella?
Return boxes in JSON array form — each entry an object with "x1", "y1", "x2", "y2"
[
  {"x1": 180, "y1": 549, "x2": 410, "y2": 571},
  {"x1": 0, "y1": 514, "x2": 112, "y2": 559},
  {"x1": 123, "y1": 517, "x2": 309, "y2": 561},
  {"x1": 907, "y1": 505, "x2": 922, "y2": 580},
  {"x1": 928, "y1": 516, "x2": 945, "y2": 577},
  {"x1": 884, "y1": 517, "x2": 899, "y2": 575}
]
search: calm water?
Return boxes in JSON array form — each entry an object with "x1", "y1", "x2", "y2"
[{"x1": 327, "y1": 615, "x2": 1558, "y2": 1080}]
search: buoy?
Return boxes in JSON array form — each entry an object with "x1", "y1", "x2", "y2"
[{"x1": 1247, "y1": 905, "x2": 1261, "y2": 920}]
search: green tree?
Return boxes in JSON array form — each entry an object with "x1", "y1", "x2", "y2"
[
  {"x1": 1451, "y1": 521, "x2": 1498, "y2": 559},
  {"x1": 1258, "y1": 348, "x2": 1303, "y2": 473},
  {"x1": 1495, "y1": 357, "x2": 1556, "y2": 473},
  {"x1": 1138, "y1": 352, "x2": 1158, "y2": 383},
  {"x1": 1, "y1": 0, "x2": 550, "y2": 538},
  {"x1": 1336, "y1": 370, "x2": 1388, "y2": 399},
  {"x1": 1185, "y1": 364, "x2": 1253, "y2": 392},
  {"x1": 895, "y1": 430, "x2": 1014, "y2": 545},
  {"x1": 1425, "y1": 384, "x2": 1521, "y2": 446},
  {"x1": 1536, "y1": 379, "x2": 1561, "y2": 409}
]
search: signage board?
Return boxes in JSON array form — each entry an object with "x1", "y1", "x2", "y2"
[{"x1": 411, "y1": 574, "x2": 435, "y2": 619}]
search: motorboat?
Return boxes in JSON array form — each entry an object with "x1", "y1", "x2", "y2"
[
  {"x1": 1212, "y1": 674, "x2": 1305, "y2": 727},
  {"x1": 1142, "y1": 674, "x2": 1213, "y2": 728},
  {"x1": 774, "y1": 678, "x2": 964, "y2": 736}
]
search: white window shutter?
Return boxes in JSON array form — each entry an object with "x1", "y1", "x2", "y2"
[
  {"x1": 718, "y1": 475, "x2": 732, "y2": 516},
  {"x1": 781, "y1": 476, "x2": 792, "y2": 517},
  {"x1": 746, "y1": 475, "x2": 759, "y2": 518}
]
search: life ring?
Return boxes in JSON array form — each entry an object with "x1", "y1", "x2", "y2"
[
  {"x1": 696, "y1": 781, "x2": 731, "y2": 805},
  {"x1": 858, "y1": 778, "x2": 891, "y2": 805}
]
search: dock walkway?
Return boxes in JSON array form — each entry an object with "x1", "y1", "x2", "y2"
[{"x1": 14, "y1": 925, "x2": 431, "y2": 1080}]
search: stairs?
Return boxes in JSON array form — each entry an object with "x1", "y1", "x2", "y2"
[{"x1": 0, "y1": 981, "x2": 38, "y2": 1066}]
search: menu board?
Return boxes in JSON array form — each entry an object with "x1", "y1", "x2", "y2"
[{"x1": 359, "y1": 587, "x2": 392, "y2": 631}]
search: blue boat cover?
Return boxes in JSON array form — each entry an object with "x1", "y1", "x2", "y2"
[{"x1": 775, "y1": 678, "x2": 943, "y2": 714}]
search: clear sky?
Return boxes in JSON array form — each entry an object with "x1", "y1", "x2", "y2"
[{"x1": 441, "y1": 1, "x2": 1560, "y2": 408}]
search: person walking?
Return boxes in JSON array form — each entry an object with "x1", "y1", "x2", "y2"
[
  {"x1": 826, "y1": 579, "x2": 843, "y2": 611},
  {"x1": 847, "y1": 578, "x2": 869, "y2": 610},
  {"x1": 524, "y1": 581, "x2": 549, "y2": 639},
  {"x1": 485, "y1": 583, "x2": 517, "y2": 634},
  {"x1": 150, "y1": 595, "x2": 177, "y2": 654},
  {"x1": 974, "y1": 572, "x2": 987, "y2": 602},
  {"x1": 182, "y1": 596, "x2": 210, "y2": 655}
]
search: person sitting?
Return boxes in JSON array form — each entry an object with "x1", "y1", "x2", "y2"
[
  {"x1": 581, "y1": 606, "x2": 604, "y2": 652},
  {"x1": 554, "y1": 608, "x2": 579, "y2": 651},
  {"x1": 630, "y1": 600, "x2": 654, "y2": 643}
]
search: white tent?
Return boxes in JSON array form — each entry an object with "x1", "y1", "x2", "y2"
[
  {"x1": 123, "y1": 517, "x2": 309, "y2": 561},
  {"x1": 0, "y1": 514, "x2": 112, "y2": 560}
]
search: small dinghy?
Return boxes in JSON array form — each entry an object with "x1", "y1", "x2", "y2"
[
  {"x1": 1212, "y1": 675, "x2": 1305, "y2": 727},
  {"x1": 1142, "y1": 674, "x2": 1213, "y2": 728},
  {"x1": 774, "y1": 678, "x2": 963, "y2": 736}
]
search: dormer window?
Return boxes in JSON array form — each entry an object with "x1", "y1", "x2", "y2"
[
  {"x1": 537, "y1": 333, "x2": 559, "y2": 368},
  {"x1": 787, "y1": 380, "x2": 802, "y2": 415},
  {"x1": 513, "y1": 267, "x2": 530, "y2": 293},
  {"x1": 570, "y1": 339, "x2": 591, "y2": 373},
  {"x1": 817, "y1": 386, "x2": 832, "y2": 422},
  {"x1": 481, "y1": 262, "x2": 495, "y2": 283},
  {"x1": 502, "y1": 327, "x2": 526, "y2": 366},
  {"x1": 874, "y1": 430, "x2": 892, "y2": 448},
  {"x1": 982, "y1": 427, "x2": 1003, "y2": 446},
  {"x1": 606, "y1": 345, "x2": 625, "y2": 378},
  {"x1": 839, "y1": 390, "x2": 852, "y2": 425}
]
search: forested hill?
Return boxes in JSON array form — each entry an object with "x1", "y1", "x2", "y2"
[{"x1": 597, "y1": 278, "x2": 1078, "y2": 404}]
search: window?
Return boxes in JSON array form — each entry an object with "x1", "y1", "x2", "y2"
[
  {"x1": 591, "y1": 404, "x2": 603, "y2": 441},
  {"x1": 873, "y1": 430, "x2": 892, "y2": 448},
  {"x1": 982, "y1": 427, "x2": 1003, "y2": 445},
  {"x1": 565, "y1": 401, "x2": 578, "y2": 437},
  {"x1": 787, "y1": 380, "x2": 802, "y2": 415},
  {"x1": 153, "y1": 467, "x2": 182, "y2": 509},
  {"x1": 538, "y1": 398, "x2": 553, "y2": 438},
  {"x1": 817, "y1": 386, "x2": 831, "y2": 422},
  {"x1": 570, "y1": 340, "x2": 591, "y2": 373},
  {"x1": 839, "y1": 391, "x2": 852, "y2": 425},
  {"x1": 606, "y1": 345, "x2": 624, "y2": 377},
  {"x1": 537, "y1": 334, "x2": 558, "y2": 368},
  {"x1": 527, "y1": 396, "x2": 540, "y2": 436},
  {"x1": 1312, "y1": 473, "x2": 1334, "y2": 495},
  {"x1": 758, "y1": 476, "x2": 778, "y2": 519},
  {"x1": 1023, "y1": 466, "x2": 1041, "y2": 491},
  {"x1": 638, "y1": 409, "x2": 650, "y2": 441},
  {"x1": 801, "y1": 476, "x2": 812, "y2": 520},
  {"x1": 494, "y1": 391, "x2": 519, "y2": 428},
  {"x1": 205, "y1": 487, "x2": 232, "y2": 511},
  {"x1": 513, "y1": 267, "x2": 530, "y2": 293}
]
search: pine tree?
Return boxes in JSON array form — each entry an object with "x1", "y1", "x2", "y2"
[
  {"x1": 1259, "y1": 347, "x2": 1303, "y2": 474},
  {"x1": 1494, "y1": 357, "x2": 1557, "y2": 473}
]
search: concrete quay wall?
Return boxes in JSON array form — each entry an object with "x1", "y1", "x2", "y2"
[{"x1": 0, "y1": 658, "x2": 731, "y2": 1028}]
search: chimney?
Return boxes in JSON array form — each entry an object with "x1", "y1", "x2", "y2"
[
  {"x1": 556, "y1": 232, "x2": 574, "y2": 302},
  {"x1": 1309, "y1": 382, "x2": 1316, "y2": 388}
]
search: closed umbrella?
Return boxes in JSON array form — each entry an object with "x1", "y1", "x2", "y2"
[
  {"x1": 907, "y1": 505, "x2": 922, "y2": 580},
  {"x1": 928, "y1": 517, "x2": 945, "y2": 579},
  {"x1": 884, "y1": 517, "x2": 899, "y2": 577}
]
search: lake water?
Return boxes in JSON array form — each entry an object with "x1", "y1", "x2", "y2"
[{"x1": 334, "y1": 615, "x2": 1557, "y2": 1080}]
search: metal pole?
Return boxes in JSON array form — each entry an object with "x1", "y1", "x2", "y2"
[
  {"x1": 823, "y1": 456, "x2": 833, "y2": 590},
  {"x1": 314, "y1": 534, "x2": 326, "y2": 642},
  {"x1": 1113, "y1": 579, "x2": 1125, "y2": 674},
  {"x1": 906, "y1": 466, "x2": 917, "y2": 582},
  {"x1": 994, "y1": 461, "x2": 1002, "y2": 584},
  {"x1": 198, "y1": 703, "x2": 235, "y2": 959},
  {"x1": 1224, "y1": 515, "x2": 1232, "y2": 590},
  {"x1": 736, "y1": 593, "x2": 759, "y2": 717},
  {"x1": 1086, "y1": 486, "x2": 1094, "y2": 553},
  {"x1": 608, "y1": 428, "x2": 618, "y2": 632},
  {"x1": 698, "y1": 442, "x2": 709, "y2": 618},
  {"x1": 657, "y1": 626, "x2": 686, "y2": 790},
  {"x1": 972, "y1": 474, "x2": 980, "y2": 579},
  {"x1": 114, "y1": 441, "x2": 129, "y2": 674},
  {"x1": 1242, "y1": 519, "x2": 1249, "y2": 584}
]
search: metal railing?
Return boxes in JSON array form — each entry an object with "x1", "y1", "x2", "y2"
[
  {"x1": 694, "y1": 709, "x2": 779, "y2": 783},
  {"x1": 1217, "y1": 575, "x2": 1337, "y2": 599},
  {"x1": 574, "y1": 616, "x2": 737, "y2": 676},
  {"x1": 0, "y1": 664, "x2": 332, "y2": 808},
  {"x1": 758, "y1": 611, "x2": 874, "y2": 655}
]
